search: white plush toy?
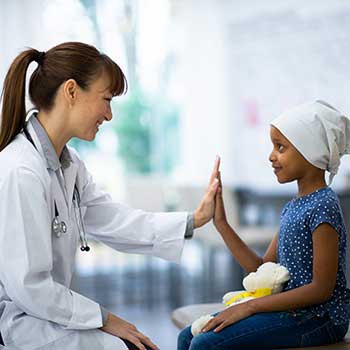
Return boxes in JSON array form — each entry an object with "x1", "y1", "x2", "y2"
[{"x1": 191, "y1": 262, "x2": 290, "y2": 336}]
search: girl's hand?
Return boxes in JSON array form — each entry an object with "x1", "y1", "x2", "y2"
[
  {"x1": 100, "y1": 313, "x2": 159, "y2": 350},
  {"x1": 201, "y1": 302, "x2": 254, "y2": 333},
  {"x1": 193, "y1": 156, "x2": 220, "y2": 228},
  {"x1": 213, "y1": 172, "x2": 228, "y2": 229}
]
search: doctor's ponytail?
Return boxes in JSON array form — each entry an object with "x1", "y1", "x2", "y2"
[
  {"x1": 0, "y1": 42, "x2": 127, "y2": 152},
  {"x1": 0, "y1": 49, "x2": 42, "y2": 152}
]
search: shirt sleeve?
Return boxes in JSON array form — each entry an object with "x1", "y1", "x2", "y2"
[
  {"x1": 184, "y1": 213, "x2": 194, "y2": 239},
  {"x1": 77, "y1": 160, "x2": 188, "y2": 264},
  {"x1": 0, "y1": 167, "x2": 102, "y2": 330},
  {"x1": 100, "y1": 305, "x2": 109, "y2": 325},
  {"x1": 309, "y1": 198, "x2": 342, "y2": 235}
]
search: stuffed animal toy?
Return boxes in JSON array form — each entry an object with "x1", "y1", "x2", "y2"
[{"x1": 191, "y1": 262, "x2": 290, "y2": 336}]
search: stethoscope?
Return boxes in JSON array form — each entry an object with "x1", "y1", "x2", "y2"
[{"x1": 23, "y1": 125, "x2": 90, "y2": 252}]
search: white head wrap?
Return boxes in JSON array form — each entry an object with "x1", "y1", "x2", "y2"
[{"x1": 271, "y1": 100, "x2": 350, "y2": 185}]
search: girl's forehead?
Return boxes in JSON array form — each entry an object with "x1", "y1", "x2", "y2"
[{"x1": 270, "y1": 126, "x2": 292, "y2": 145}]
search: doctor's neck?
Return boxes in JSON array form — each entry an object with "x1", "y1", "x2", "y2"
[{"x1": 36, "y1": 109, "x2": 73, "y2": 157}]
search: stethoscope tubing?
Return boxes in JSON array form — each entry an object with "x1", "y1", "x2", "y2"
[
  {"x1": 23, "y1": 124, "x2": 90, "y2": 252},
  {"x1": 73, "y1": 186, "x2": 90, "y2": 252}
]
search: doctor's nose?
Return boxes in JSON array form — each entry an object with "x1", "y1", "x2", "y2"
[{"x1": 104, "y1": 108, "x2": 113, "y2": 122}]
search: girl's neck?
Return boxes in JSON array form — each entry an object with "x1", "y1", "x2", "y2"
[{"x1": 297, "y1": 176, "x2": 327, "y2": 198}]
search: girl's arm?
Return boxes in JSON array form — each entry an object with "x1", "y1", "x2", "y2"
[
  {"x1": 249, "y1": 223, "x2": 339, "y2": 313},
  {"x1": 203, "y1": 223, "x2": 339, "y2": 332},
  {"x1": 214, "y1": 176, "x2": 278, "y2": 273}
]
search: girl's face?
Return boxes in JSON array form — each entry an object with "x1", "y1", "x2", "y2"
[
  {"x1": 269, "y1": 126, "x2": 314, "y2": 183},
  {"x1": 71, "y1": 71, "x2": 113, "y2": 141}
]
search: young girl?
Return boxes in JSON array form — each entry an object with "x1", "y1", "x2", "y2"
[
  {"x1": 178, "y1": 100, "x2": 350, "y2": 349},
  {"x1": 0, "y1": 42, "x2": 220, "y2": 350}
]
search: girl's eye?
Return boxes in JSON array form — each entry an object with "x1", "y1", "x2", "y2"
[
  {"x1": 277, "y1": 144, "x2": 285, "y2": 152},
  {"x1": 104, "y1": 98, "x2": 112, "y2": 102}
]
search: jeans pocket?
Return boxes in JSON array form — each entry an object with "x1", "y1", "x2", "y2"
[
  {"x1": 301, "y1": 321, "x2": 338, "y2": 347},
  {"x1": 293, "y1": 310, "x2": 317, "y2": 326}
]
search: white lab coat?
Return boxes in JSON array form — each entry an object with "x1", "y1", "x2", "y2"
[{"x1": 0, "y1": 121, "x2": 188, "y2": 349}]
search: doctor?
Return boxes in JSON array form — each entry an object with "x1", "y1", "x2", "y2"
[{"x1": 0, "y1": 42, "x2": 220, "y2": 350}]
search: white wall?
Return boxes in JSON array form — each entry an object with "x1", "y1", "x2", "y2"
[
  {"x1": 168, "y1": 0, "x2": 236, "y2": 186},
  {"x1": 168, "y1": 0, "x2": 350, "y2": 192},
  {"x1": 1, "y1": 0, "x2": 349, "y2": 193}
]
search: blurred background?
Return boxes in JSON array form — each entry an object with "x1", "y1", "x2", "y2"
[{"x1": 1, "y1": 0, "x2": 350, "y2": 348}]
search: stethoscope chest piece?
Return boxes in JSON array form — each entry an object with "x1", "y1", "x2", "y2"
[
  {"x1": 52, "y1": 217, "x2": 67, "y2": 237},
  {"x1": 52, "y1": 201, "x2": 67, "y2": 237}
]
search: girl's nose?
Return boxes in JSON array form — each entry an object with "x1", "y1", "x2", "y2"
[{"x1": 269, "y1": 150, "x2": 276, "y2": 162}]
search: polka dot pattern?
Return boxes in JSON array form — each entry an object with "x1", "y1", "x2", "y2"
[{"x1": 278, "y1": 187, "x2": 350, "y2": 325}]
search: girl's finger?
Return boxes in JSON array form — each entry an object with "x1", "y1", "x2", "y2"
[
  {"x1": 200, "y1": 320, "x2": 211, "y2": 332},
  {"x1": 214, "y1": 321, "x2": 227, "y2": 333},
  {"x1": 202, "y1": 317, "x2": 219, "y2": 332},
  {"x1": 216, "y1": 182, "x2": 223, "y2": 197}
]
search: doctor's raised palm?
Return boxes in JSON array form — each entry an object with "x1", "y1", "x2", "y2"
[{"x1": 193, "y1": 156, "x2": 221, "y2": 228}]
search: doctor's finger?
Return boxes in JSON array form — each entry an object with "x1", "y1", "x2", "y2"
[
  {"x1": 206, "y1": 178, "x2": 219, "y2": 200},
  {"x1": 121, "y1": 337, "x2": 145, "y2": 350},
  {"x1": 132, "y1": 330, "x2": 159, "y2": 350},
  {"x1": 218, "y1": 171, "x2": 222, "y2": 185},
  {"x1": 124, "y1": 334, "x2": 147, "y2": 350},
  {"x1": 209, "y1": 156, "x2": 221, "y2": 185}
]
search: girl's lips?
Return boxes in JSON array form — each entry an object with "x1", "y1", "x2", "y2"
[{"x1": 273, "y1": 167, "x2": 282, "y2": 174}]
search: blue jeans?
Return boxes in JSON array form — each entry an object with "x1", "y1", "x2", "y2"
[{"x1": 177, "y1": 310, "x2": 349, "y2": 350}]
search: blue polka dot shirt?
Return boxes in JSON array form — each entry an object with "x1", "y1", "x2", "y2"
[{"x1": 278, "y1": 187, "x2": 350, "y2": 325}]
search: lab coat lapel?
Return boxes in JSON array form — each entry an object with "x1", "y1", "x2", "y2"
[
  {"x1": 63, "y1": 162, "x2": 78, "y2": 212},
  {"x1": 51, "y1": 176, "x2": 68, "y2": 222}
]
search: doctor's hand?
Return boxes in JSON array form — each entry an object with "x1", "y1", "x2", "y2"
[
  {"x1": 193, "y1": 156, "x2": 220, "y2": 228},
  {"x1": 100, "y1": 312, "x2": 159, "y2": 350}
]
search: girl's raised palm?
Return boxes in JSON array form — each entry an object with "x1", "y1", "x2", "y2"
[{"x1": 214, "y1": 172, "x2": 228, "y2": 229}]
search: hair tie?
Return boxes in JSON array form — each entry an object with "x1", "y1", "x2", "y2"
[{"x1": 35, "y1": 51, "x2": 46, "y2": 65}]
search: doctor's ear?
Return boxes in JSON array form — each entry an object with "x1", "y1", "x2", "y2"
[{"x1": 63, "y1": 79, "x2": 79, "y2": 106}]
